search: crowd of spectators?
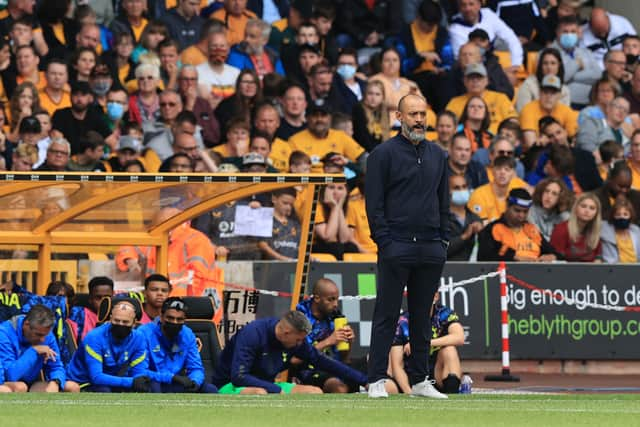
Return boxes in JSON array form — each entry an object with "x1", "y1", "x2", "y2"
[{"x1": 1, "y1": 0, "x2": 640, "y2": 263}]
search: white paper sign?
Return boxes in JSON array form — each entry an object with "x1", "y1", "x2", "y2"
[{"x1": 233, "y1": 205, "x2": 274, "y2": 237}]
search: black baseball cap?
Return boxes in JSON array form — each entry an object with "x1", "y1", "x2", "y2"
[
  {"x1": 19, "y1": 116, "x2": 41, "y2": 134},
  {"x1": 306, "y1": 102, "x2": 331, "y2": 116}
]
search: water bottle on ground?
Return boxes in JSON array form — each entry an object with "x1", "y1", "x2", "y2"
[{"x1": 460, "y1": 374, "x2": 473, "y2": 394}]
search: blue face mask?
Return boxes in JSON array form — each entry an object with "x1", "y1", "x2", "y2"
[
  {"x1": 559, "y1": 33, "x2": 578, "y2": 50},
  {"x1": 107, "y1": 102, "x2": 125, "y2": 121},
  {"x1": 336, "y1": 64, "x2": 357, "y2": 80},
  {"x1": 478, "y1": 47, "x2": 486, "y2": 57},
  {"x1": 451, "y1": 189, "x2": 471, "y2": 206}
]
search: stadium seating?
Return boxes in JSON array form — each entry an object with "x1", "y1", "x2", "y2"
[
  {"x1": 343, "y1": 253, "x2": 378, "y2": 262},
  {"x1": 311, "y1": 253, "x2": 338, "y2": 262}
]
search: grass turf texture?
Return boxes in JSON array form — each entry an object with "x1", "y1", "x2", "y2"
[{"x1": 0, "y1": 393, "x2": 638, "y2": 426}]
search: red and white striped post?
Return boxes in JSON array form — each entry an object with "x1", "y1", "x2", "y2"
[{"x1": 485, "y1": 262, "x2": 520, "y2": 382}]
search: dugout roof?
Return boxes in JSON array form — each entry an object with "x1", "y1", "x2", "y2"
[{"x1": 0, "y1": 172, "x2": 343, "y2": 296}]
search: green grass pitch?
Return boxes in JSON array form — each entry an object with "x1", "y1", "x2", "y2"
[{"x1": 0, "y1": 393, "x2": 638, "y2": 427}]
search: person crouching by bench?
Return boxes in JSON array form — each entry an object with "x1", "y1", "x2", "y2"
[{"x1": 0, "y1": 304, "x2": 80, "y2": 392}]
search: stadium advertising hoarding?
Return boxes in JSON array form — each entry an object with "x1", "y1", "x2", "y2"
[{"x1": 245, "y1": 262, "x2": 640, "y2": 360}]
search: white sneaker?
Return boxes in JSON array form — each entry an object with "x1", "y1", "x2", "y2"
[
  {"x1": 368, "y1": 379, "x2": 389, "y2": 398},
  {"x1": 410, "y1": 378, "x2": 448, "y2": 399}
]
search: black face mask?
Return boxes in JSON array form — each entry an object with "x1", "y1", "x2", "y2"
[
  {"x1": 162, "y1": 322, "x2": 183, "y2": 340},
  {"x1": 626, "y1": 54, "x2": 639, "y2": 66},
  {"x1": 613, "y1": 218, "x2": 631, "y2": 230},
  {"x1": 111, "y1": 324, "x2": 133, "y2": 340}
]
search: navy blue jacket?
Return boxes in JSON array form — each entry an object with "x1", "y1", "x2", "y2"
[
  {"x1": 212, "y1": 318, "x2": 367, "y2": 393},
  {"x1": 365, "y1": 135, "x2": 450, "y2": 251}
]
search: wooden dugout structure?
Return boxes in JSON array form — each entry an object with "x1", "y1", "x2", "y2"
[{"x1": 0, "y1": 172, "x2": 343, "y2": 303}]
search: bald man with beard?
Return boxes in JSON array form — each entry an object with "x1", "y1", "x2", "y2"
[{"x1": 365, "y1": 94, "x2": 449, "y2": 399}]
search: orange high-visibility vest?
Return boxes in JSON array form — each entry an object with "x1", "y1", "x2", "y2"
[{"x1": 116, "y1": 223, "x2": 224, "y2": 323}]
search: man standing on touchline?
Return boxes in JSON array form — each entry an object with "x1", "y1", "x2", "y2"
[{"x1": 365, "y1": 93, "x2": 449, "y2": 399}]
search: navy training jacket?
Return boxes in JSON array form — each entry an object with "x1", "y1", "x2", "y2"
[{"x1": 365, "y1": 134, "x2": 450, "y2": 250}]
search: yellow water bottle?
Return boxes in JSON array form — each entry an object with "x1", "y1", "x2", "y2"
[{"x1": 333, "y1": 316, "x2": 350, "y2": 352}]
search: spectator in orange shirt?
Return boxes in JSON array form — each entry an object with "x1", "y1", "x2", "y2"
[
  {"x1": 39, "y1": 59, "x2": 71, "y2": 117},
  {"x1": 312, "y1": 181, "x2": 359, "y2": 260},
  {"x1": 212, "y1": 0, "x2": 258, "y2": 46},
  {"x1": 478, "y1": 188, "x2": 558, "y2": 262},
  {"x1": 520, "y1": 74, "x2": 578, "y2": 149}
]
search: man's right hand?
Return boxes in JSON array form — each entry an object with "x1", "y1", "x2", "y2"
[
  {"x1": 33, "y1": 345, "x2": 57, "y2": 362},
  {"x1": 328, "y1": 327, "x2": 354, "y2": 346},
  {"x1": 132, "y1": 376, "x2": 151, "y2": 392},
  {"x1": 172, "y1": 375, "x2": 196, "y2": 390}
]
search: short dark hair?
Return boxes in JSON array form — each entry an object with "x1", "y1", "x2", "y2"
[
  {"x1": 272, "y1": 187, "x2": 297, "y2": 198},
  {"x1": 437, "y1": 110, "x2": 458, "y2": 125},
  {"x1": 548, "y1": 144, "x2": 574, "y2": 175},
  {"x1": 144, "y1": 273, "x2": 171, "y2": 290},
  {"x1": 599, "y1": 140, "x2": 624, "y2": 163},
  {"x1": 46, "y1": 58, "x2": 68, "y2": 72},
  {"x1": 175, "y1": 110, "x2": 197, "y2": 127},
  {"x1": 289, "y1": 150, "x2": 311, "y2": 167},
  {"x1": 337, "y1": 47, "x2": 358, "y2": 62},
  {"x1": 331, "y1": 112, "x2": 352, "y2": 129},
  {"x1": 15, "y1": 44, "x2": 37, "y2": 57},
  {"x1": 493, "y1": 155, "x2": 516, "y2": 169},
  {"x1": 418, "y1": 0, "x2": 442, "y2": 24},
  {"x1": 45, "y1": 280, "x2": 75, "y2": 300},
  {"x1": 497, "y1": 118, "x2": 522, "y2": 139},
  {"x1": 608, "y1": 160, "x2": 631, "y2": 181},
  {"x1": 25, "y1": 304, "x2": 55, "y2": 329},
  {"x1": 78, "y1": 131, "x2": 104, "y2": 153},
  {"x1": 557, "y1": 14, "x2": 581, "y2": 27},
  {"x1": 88, "y1": 276, "x2": 114, "y2": 294},
  {"x1": 539, "y1": 116, "x2": 562, "y2": 134},
  {"x1": 309, "y1": 63, "x2": 331, "y2": 77},
  {"x1": 250, "y1": 129, "x2": 273, "y2": 146},
  {"x1": 158, "y1": 38, "x2": 180, "y2": 52},
  {"x1": 311, "y1": 0, "x2": 336, "y2": 20}
]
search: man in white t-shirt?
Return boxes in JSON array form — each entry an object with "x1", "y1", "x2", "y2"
[
  {"x1": 449, "y1": 0, "x2": 523, "y2": 67},
  {"x1": 195, "y1": 30, "x2": 240, "y2": 106}
]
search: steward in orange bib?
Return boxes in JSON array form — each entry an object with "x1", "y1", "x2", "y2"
[
  {"x1": 116, "y1": 207, "x2": 223, "y2": 323},
  {"x1": 477, "y1": 188, "x2": 558, "y2": 262}
]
